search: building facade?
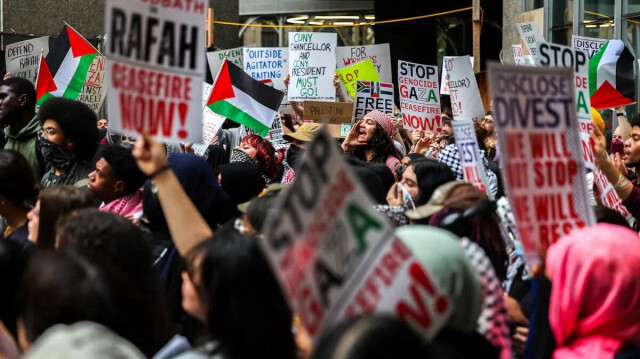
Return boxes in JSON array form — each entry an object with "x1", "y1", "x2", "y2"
[{"x1": 505, "y1": 0, "x2": 639, "y2": 114}]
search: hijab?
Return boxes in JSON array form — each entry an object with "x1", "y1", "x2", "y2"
[
  {"x1": 206, "y1": 144, "x2": 229, "y2": 172},
  {"x1": 547, "y1": 224, "x2": 640, "y2": 359},
  {"x1": 143, "y1": 154, "x2": 231, "y2": 236},
  {"x1": 395, "y1": 225, "x2": 482, "y2": 334},
  {"x1": 218, "y1": 162, "x2": 267, "y2": 205}
]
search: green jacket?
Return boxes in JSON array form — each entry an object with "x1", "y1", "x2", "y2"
[{"x1": 4, "y1": 115, "x2": 43, "y2": 180}]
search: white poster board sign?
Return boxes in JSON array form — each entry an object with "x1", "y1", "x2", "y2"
[
  {"x1": 536, "y1": 41, "x2": 634, "y2": 224},
  {"x1": 452, "y1": 120, "x2": 493, "y2": 198},
  {"x1": 262, "y1": 127, "x2": 392, "y2": 338},
  {"x1": 440, "y1": 56, "x2": 474, "y2": 95},
  {"x1": 489, "y1": 64, "x2": 595, "y2": 265},
  {"x1": 517, "y1": 22, "x2": 545, "y2": 58},
  {"x1": 243, "y1": 47, "x2": 289, "y2": 104},
  {"x1": 352, "y1": 80, "x2": 395, "y2": 122},
  {"x1": 446, "y1": 56, "x2": 485, "y2": 121},
  {"x1": 336, "y1": 44, "x2": 392, "y2": 82},
  {"x1": 572, "y1": 35, "x2": 607, "y2": 59},
  {"x1": 207, "y1": 47, "x2": 243, "y2": 82},
  {"x1": 398, "y1": 60, "x2": 442, "y2": 132},
  {"x1": 5, "y1": 36, "x2": 50, "y2": 84},
  {"x1": 105, "y1": 0, "x2": 206, "y2": 143},
  {"x1": 288, "y1": 32, "x2": 337, "y2": 101}
]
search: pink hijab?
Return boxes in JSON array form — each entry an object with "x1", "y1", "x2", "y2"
[{"x1": 547, "y1": 223, "x2": 640, "y2": 359}]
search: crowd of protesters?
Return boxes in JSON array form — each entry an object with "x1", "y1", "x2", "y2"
[{"x1": 0, "y1": 70, "x2": 639, "y2": 359}]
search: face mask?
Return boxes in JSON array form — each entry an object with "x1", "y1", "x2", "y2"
[
  {"x1": 397, "y1": 183, "x2": 416, "y2": 210},
  {"x1": 39, "y1": 137, "x2": 76, "y2": 169},
  {"x1": 230, "y1": 148, "x2": 254, "y2": 164},
  {"x1": 97, "y1": 128, "x2": 108, "y2": 140}
]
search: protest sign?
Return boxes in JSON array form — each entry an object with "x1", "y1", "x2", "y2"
[
  {"x1": 398, "y1": 60, "x2": 441, "y2": 132},
  {"x1": 452, "y1": 120, "x2": 493, "y2": 198},
  {"x1": 192, "y1": 83, "x2": 226, "y2": 156},
  {"x1": 512, "y1": 44, "x2": 535, "y2": 66},
  {"x1": 243, "y1": 113, "x2": 286, "y2": 145},
  {"x1": 288, "y1": 32, "x2": 337, "y2": 101},
  {"x1": 489, "y1": 64, "x2": 595, "y2": 265},
  {"x1": 243, "y1": 47, "x2": 289, "y2": 104},
  {"x1": 335, "y1": 44, "x2": 392, "y2": 82},
  {"x1": 261, "y1": 127, "x2": 393, "y2": 338},
  {"x1": 572, "y1": 35, "x2": 607, "y2": 59},
  {"x1": 325, "y1": 236, "x2": 452, "y2": 340},
  {"x1": 77, "y1": 55, "x2": 107, "y2": 113},
  {"x1": 446, "y1": 56, "x2": 485, "y2": 121},
  {"x1": 440, "y1": 56, "x2": 473, "y2": 95},
  {"x1": 335, "y1": 59, "x2": 380, "y2": 98},
  {"x1": 352, "y1": 80, "x2": 394, "y2": 122},
  {"x1": 517, "y1": 22, "x2": 545, "y2": 57},
  {"x1": 5, "y1": 37, "x2": 50, "y2": 84},
  {"x1": 303, "y1": 101, "x2": 354, "y2": 124},
  {"x1": 207, "y1": 47, "x2": 243, "y2": 81},
  {"x1": 105, "y1": 0, "x2": 206, "y2": 143},
  {"x1": 536, "y1": 42, "x2": 593, "y2": 166},
  {"x1": 537, "y1": 41, "x2": 636, "y2": 224}
]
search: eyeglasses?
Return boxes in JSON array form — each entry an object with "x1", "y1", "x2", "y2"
[{"x1": 38, "y1": 128, "x2": 58, "y2": 138}]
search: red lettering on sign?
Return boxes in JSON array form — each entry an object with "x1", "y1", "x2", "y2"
[{"x1": 396, "y1": 262, "x2": 449, "y2": 330}]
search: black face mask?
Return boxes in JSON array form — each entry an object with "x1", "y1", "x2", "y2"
[
  {"x1": 39, "y1": 136, "x2": 76, "y2": 169},
  {"x1": 286, "y1": 144, "x2": 304, "y2": 169},
  {"x1": 97, "y1": 128, "x2": 108, "y2": 140}
]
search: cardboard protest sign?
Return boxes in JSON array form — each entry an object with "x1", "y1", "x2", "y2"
[
  {"x1": 398, "y1": 60, "x2": 442, "y2": 132},
  {"x1": 105, "y1": 0, "x2": 206, "y2": 143},
  {"x1": 243, "y1": 47, "x2": 289, "y2": 104},
  {"x1": 352, "y1": 80, "x2": 394, "y2": 122},
  {"x1": 572, "y1": 35, "x2": 606, "y2": 59},
  {"x1": 335, "y1": 59, "x2": 380, "y2": 98},
  {"x1": 5, "y1": 37, "x2": 50, "y2": 84},
  {"x1": 517, "y1": 22, "x2": 545, "y2": 57},
  {"x1": 452, "y1": 120, "x2": 493, "y2": 198},
  {"x1": 207, "y1": 47, "x2": 243, "y2": 81},
  {"x1": 303, "y1": 101, "x2": 354, "y2": 124},
  {"x1": 440, "y1": 56, "x2": 473, "y2": 95},
  {"x1": 512, "y1": 44, "x2": 535, "y2": 66},
  {"x1": 489, "y1": 64, "x2": 595, "y2": 265},
  {"x1": 261, "y1": 127, "x2": 392, "y2": 338},
  {"x1": 325, "y1": 236, "x2": 452, "y2": 340},
  {"x1": 336, "y1": 44, "x2": 392, "y2": 82},
  {"x1": 446, "y1": 56, "x2": 485, "y2": 121},
  {"x1": 77, "y1": 55, "x2": 107, "y2": 113},
  {"x1": 536, "y1": 41, "x2": 635, "y2": 224},
  {"x1": 288, "y1": 32, "x2": 337, "y2": 101}
]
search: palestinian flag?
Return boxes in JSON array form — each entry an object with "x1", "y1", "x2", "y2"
[
  {"x1": 35, "y1": 25, "x2": 98, "y2": 105},
  {"x1": 207, "y1": 60, "x2": 284, "y2": 136},
  {"x1": 589, "y1": 39, "x2": 635, "y2": 109}
]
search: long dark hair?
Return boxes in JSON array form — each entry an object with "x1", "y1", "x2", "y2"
[
  {"x1": 410, "y1": 159, "x2": 456, "y2": 206},
  {"x1": 347, "y1": 123, "x2": 399, "y2": 164},
  {"x1": 186, "y1": 229, "x2": 295, "y2": 359}
]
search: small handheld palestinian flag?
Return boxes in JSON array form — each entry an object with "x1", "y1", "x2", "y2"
[
  {"x1": 35, "y1": 24, "x2": 99, "y2": 105},
  {"x1": 589, "y1": 39, "x2": 635, "y2": 109},
  {"x1": 207, "y1": 60, "x2": 284, "y2": 136}
]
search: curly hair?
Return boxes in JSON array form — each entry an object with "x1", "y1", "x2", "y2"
[
  {"x1": 347, "y1": 123, "x2": 400, "y2": 164},
  {"x1": 37, "y1": 98, "x2": 99, "y2": 161},
  {"x1": 241, "y1": 134, "x2": 285, "y2": 181}
]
